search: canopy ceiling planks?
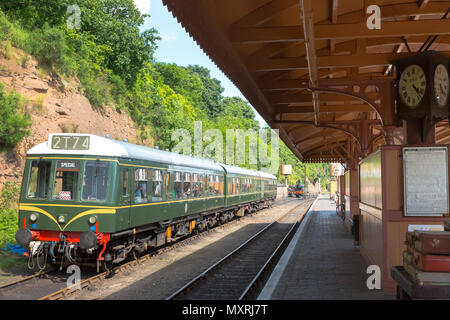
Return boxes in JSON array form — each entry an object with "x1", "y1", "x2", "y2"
[{"x1": 163, "y1": 0, "x2": 450, "y2": 163}]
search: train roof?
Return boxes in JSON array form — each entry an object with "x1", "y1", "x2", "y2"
[
  {"x1": 27, "y1": 134, "x2": 277, "y2": 179},
  {"x1": 220, "y1": 164, "x2": 276, "y2": 180},
  {"x1": 27, "y1": 134, "x2": 223, "y2": 171}
]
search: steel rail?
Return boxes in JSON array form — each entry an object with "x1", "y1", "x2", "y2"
[
  {"x1": 0, "y1": 271, "x2": 49, "y2": 290},
  {"x1": 239, "y1": 200, "x2": 314, "y2": 299},
  {"x1": 165, "y1": 198, "x2": 314, "y2": 300}
]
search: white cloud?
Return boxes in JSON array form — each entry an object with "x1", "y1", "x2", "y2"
[
  {"x1": 134, "y1": 0, "x2": 151, "y2": 14},
  {"x1": 160, "y1": 32, "x2": 177, "y2": 42}
]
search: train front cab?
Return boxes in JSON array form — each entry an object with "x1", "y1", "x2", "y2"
[{"x1": 16, "y1": 156, "x2": 121, "y2": 266}]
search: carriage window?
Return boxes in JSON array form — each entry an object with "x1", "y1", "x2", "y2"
[
  {"x1": 192, "y1": 173, "x2": 199, "y2": 197},
  {"x1": 183, "y1": 172, "x2": 192, "y2": 198},
  {"x1": 173, "y1": 171, "x2": 182, "y2": 199},
  {"x1": 121, "y1": 169, "x2": 129, "y2": 196},
  {"x1": 52, "y1": 160, "x2": 79, "y2": 200},
  {"x1": 236, "y1": 178, "x2": 240, "y2": 194},
  {"x1": 134, "y1": 168, "x2": 147, "y2": 203},
  {"x1": 27, "y1": 161, "x2": 51, "y2": 199},
  {"x1": 198, "y1": 174, "x2": 204, "y2": 196},
  {"x1": 152, "y1": 169, "x2": 162, "y2": 201},
  {"x1": 214, "y1": 175, "x2": 223, "y2": 195},
  {"x1": 82, "y1": 161, "x2": 109, "y2": 202},
  {"x1": 208, "y1": 175, "x2": 215, "y2": 195}
]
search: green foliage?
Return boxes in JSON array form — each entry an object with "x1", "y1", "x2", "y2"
[
  {"x1": 0, "y1": 83, "x2": 31, "y2": 152},
  {"x1": 27, "y1": 24, "x2": 73, "y2": 73},
  {"x1": 187, "y1": 65, "x2": 224, "y2": 119},
  {"x1": 0, "y1": 182, "x2": 20, "y2": 246},
  {"x1": 126, "y1": 64, "x2": 196, "y2": 150},
  {"x1": 278, "y1": 141, "x2": 330, "y2": 190},
  {"x1": 0, "y1": 1, "x2": 332, "y2": 193},
  {"x1": 0, "y1": 0, "x2": 72, "y2": 28},
  {"x1": 73, "y1": 0, "x2": 160, "y2": 86}
]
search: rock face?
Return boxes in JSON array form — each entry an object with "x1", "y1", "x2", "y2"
[{"x1": 0, "y1": 47, "x2": 151, "y2": 192}]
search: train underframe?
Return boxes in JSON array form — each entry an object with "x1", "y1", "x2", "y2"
[{"x1": 21, "y1": 198, "x2": 275, "y2": 271}]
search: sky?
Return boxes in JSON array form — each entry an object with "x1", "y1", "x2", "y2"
[{"x1": 133, "y1": 0, "x2": 267, "y2": 127}]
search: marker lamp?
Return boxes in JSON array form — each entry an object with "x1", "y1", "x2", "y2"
[
  {"x1": 30, "y1": 213, "x2": 38, "y2": 222},
  {"x1": 58, "y1": 215, "x2": 65, "y2": 223},
  {"x1": 88, "y1": 216, "x2": 97, "y2": 224}
]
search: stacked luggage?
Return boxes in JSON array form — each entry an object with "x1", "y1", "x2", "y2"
[{"x1": 403, "y1": 223, "x2": 450, "y2": 286}]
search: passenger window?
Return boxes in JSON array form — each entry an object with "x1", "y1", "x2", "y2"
[
  {"x1": 134, "y1": 168, "x2": 147, "y2": 203},
  {"x1": 192, "y1": 173, "x2": 199, "y2": 197},
  {"x1": 183, "y1": 172, "x2": 192, "y2": 198},
  {"x1": 214, "y1": 175, "x2": 220, "y2": 195},
  {"x1": 152, "y1": 169, "x2": 163, "y2": 201},
  {"x1": 174, "y1": 172, "x2": 182, "y2": 199},
  {"x1": 82, "y1": 161, "x2": 110, "y2": 202},
  {"x1": 27, "y1": 160, "x2": 51, "y2": 199},
  {"x1": 236, "y1": 178, "x2": 240, "y2": 194},
  {"x1": 53, "y1": 160, "x2": 79, "y2": 200},
  {"x1": 121, "y1": 169, "x2": 129, "y2": 197},
  {"x1": 208, "y1": 175, "x2": 215, "y2": 195}
]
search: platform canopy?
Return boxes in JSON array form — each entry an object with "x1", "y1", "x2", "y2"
[{"x1": 163, "y1": 0, "x2": 450, "y2": 164}]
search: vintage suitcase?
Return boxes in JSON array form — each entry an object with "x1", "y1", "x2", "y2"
[
  {"x1": 412, "y1": 250, "x2": 450, "y2": 273},
  {"x1": 403, "y1": 258, "x2": 450, "y2": 286},
  {"x1": 414, "y1": 231, "x2": 450, "y2": 255},
  {"x1": 405, "y1": 232, "x2": 417, "y2": 253}
]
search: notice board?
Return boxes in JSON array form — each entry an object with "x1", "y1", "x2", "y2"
[{"x1": 403, "y1": 147, "x2": 448, "y2": 216}]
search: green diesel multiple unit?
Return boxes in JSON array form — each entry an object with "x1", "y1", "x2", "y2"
[{"x1": 15, "y1": 134, "x2": 277, "y2": 269}]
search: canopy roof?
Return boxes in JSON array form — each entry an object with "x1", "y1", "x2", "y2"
[{"x1": 163, "y1": 0, "x2": 450, "y2": 163}]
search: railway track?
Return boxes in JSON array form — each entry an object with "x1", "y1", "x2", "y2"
[
  {"x1": 0, "y1": 197, "x2": 303, "y2": 300},
  {"x1": 166, "y1": 198, "x2": 315, "y2": 300}
]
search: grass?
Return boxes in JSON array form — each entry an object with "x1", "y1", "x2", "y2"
[{"x1": 0, "y1": 251, "x2": 25, "y2": 271}]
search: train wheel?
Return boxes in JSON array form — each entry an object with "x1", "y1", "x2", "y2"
[
  {"x1": 102, "y1": 260, "x2": 115, "y2": 276},
  {"x1": 131, "y1": 249, "x2": 141, "y2": 261}
]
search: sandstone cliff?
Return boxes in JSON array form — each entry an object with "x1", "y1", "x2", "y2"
[{"x1": 0, "y1": 46, "x2": 150, "y2": 191}]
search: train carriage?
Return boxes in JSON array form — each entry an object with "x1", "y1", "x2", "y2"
[{"x1": 15, "y1": 134, "x2": 277, "y2": 270}]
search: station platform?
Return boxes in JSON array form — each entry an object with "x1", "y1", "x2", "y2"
[{"x1": 259, "y1": 196, "x2": 395, "y2": 300}]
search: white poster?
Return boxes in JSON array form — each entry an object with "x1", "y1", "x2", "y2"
[{"x1": 403, "y1": 147, "x2": 448, "y2": 216}]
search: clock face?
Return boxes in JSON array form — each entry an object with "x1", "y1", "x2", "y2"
[
  {"x1": 434, "y1": 64, "x2": 449, "y2": 107},
  {"x1": 398, "y1": 64, "x2": 426, "y2": 109}
]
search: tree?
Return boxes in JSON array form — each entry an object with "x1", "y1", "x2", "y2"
[
  {"x1": 0, "y1": 0, "x2": 72, "y2": 27},
  {"x1": 74, "y1": 0, "x2": 160, "y2": 86},
  {"x1": 156, "y1": 63, "x2": 204, "y2": 109},
  {"x1": 0, "y1": 84, "x2": 31, "y2": 152},
  {"x1": 187, "y1": 65, "x2": 224, "y2": 118}
]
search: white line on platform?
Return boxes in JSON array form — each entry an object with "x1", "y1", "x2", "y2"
[{"x1": 257, "y1": 196, "x2": 319, "y2": 300}]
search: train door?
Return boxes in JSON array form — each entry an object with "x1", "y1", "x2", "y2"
[{"x1": 119, "y1": 167, "x2": 132, "y2": 230}]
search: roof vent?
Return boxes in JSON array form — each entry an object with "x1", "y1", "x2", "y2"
[
  {"x1": 123, "y1": 138, "x2": 128, "y2": 142},
  {"x1": 155, "y1": 146, "x2": 159, "y2": 149},
  {"x1": 105, "y1": 134, "x2": 111, "y2": 139}
]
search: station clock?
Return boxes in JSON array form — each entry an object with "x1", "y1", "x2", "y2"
[{"x1": 394, "y1": 51, "x2": 450, "y2": 141}]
